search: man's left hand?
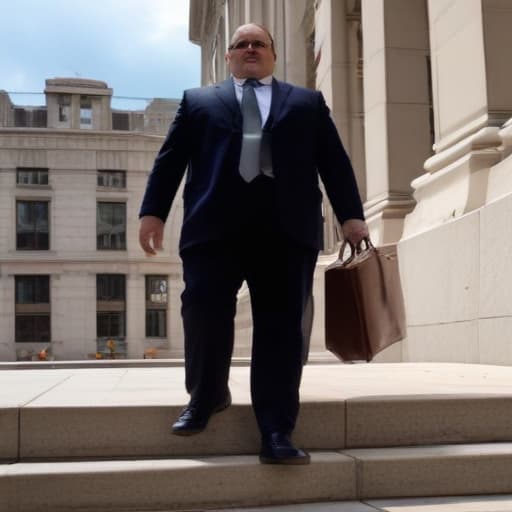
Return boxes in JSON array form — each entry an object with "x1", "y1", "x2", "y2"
[{"x1": 341, "y1": 218, "x2": 369, "y2": 246}]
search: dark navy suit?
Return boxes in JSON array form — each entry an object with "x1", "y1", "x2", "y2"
[{"x1": 140, "y1": 77, "x2": 364, "y2": 436}]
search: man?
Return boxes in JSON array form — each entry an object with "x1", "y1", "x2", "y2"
[{"x1": 139, "y1": 23, "x2": 368, "y2": 465}]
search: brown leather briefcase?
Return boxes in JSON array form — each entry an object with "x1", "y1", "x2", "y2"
[{"x1": 324, "y1": 239, "x2": 406, "y2": 362}]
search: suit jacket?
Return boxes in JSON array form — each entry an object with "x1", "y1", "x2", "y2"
[{"x1": 139, "y1": 77, "x2": 364, "y2": 252}]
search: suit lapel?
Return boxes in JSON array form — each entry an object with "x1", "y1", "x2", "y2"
[
  {"x1": 213, "y1": 77, "x2": 292, "y2": 131},
  {"x1": 214, "y1": 78, "x2": 242, "y2": 128},
  {"x1": 264, "y1": 78, "x2": 293, "y2": 130}
]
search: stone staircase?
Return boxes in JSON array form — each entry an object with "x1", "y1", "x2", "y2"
[{"x1": 2, "y1": 363, "x2": 512, "y2": 511}]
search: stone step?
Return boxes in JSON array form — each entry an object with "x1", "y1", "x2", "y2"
[
  {"x1": 3, "y1": 443, "x2": 512, "y2": 511},
  {"x1": 11, "y1": 393, "x2": 512, "y2": 460},
  {"x1": 3, "y1": 364, "x2": 512, "y2": 461},
  {"x1": 210, "y1": 495, "x2": 512, "y2": 511},
  {"x1": 1, "y1": 452, "x2": 355, "y2": 512}
]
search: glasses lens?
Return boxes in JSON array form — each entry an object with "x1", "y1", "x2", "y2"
[{"x1": 231, "y1": 40, "x2": 268, "y2": 50}]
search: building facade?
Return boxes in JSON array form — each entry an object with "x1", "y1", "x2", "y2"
[
  {"x1": 0, "y1": 78, "x2": 185, "y2": 361},
  {"x1": 189, "y1": 0, "x2": 512, "y2": 364}
]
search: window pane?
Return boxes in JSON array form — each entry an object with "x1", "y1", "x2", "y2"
[
  {"x1": 16, "y1": 276, "x2": 50, "y2": 304},
  {"x1": 15, "y1": 276, "x2": 50, "y2": 304},
  {"x1": 96, "y1": 274, "x2": 125, "y2": 301},
  {"x1": 97, "y1": 312, "x2": 125, "y2": 338},
  {"x1": 97, "y1": 170, "x2": 126, "y2": 188},
  {"x1": 17, "y1": 201, "x2": 35, "y2": 229},
  {"x1": 15, "y1": 315, "x2": 50, "y2": 342},
  {"x1": 97, "y1": 203, "x2": 126, "y2": 250},
  {"x1": 146, "y1": 310, "x2": 166, "y2": 337},
  {"x1": 97, "y1": 312, "x2": 110, "y2": 337},
  {"x1": 80, "y1": 96, "x2": 92, "y2": 129},
  {"x1": 16, "y1": 168, "x2": 49, "y2": 185},
  {"x1": 17, "y1": 170, "x2": 31, "y2": 184},
  {"x1": 38, "y1": 170, "x2": 49, "y2": 185},
  {"x1": 57, "y1": 95, "x2": 71, "y2": 125},
  {"x1": 146, "y1": 276, "x2": 168, "y2": 304},
  {"x1": 17, "y1": 201, "x2": 49, "y2": 250}
]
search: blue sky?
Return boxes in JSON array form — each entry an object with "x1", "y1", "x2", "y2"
[{"x1": 1, "y1": 0, "x2": 201, "y2": 108}]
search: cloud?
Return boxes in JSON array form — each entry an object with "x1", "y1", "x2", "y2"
[
  {"x1": 0, "y1": 0, "x2": 200, "y2": 102},
  {"x1": 145, "y1": 0, "x2": 191, "y2": 44}
]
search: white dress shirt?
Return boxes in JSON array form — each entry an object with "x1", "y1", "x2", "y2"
[{"x1": 232, "y1": 75, "x2": 272, "y2": 127}]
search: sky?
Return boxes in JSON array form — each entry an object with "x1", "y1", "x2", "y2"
[{"x1": 1, "y1": 0, "x2": 201, "y2": 108}]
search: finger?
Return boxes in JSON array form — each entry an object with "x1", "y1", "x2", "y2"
[
  {"x1": 153, "y1": 229, "x2": 164, "y2": 251},
  {"x1": 139, "y1": 231, "x2": 157, "y2": 256}
]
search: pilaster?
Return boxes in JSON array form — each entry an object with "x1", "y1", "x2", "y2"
[
  {"x1": 404, "y1": 0, "x2": 512, "y2": 238},
  {"x1": 0, "y1": 274, "x2": 15, "y2": 361},
  {"x1": 361, "y1": 0, "x2": 431, "y2": 245},
  {"x1": 315, "y1": 0, "x2": 367, "y2": 251},
  {"x1": 126, "y1": 273, "x2": 145, "y2": 359}
]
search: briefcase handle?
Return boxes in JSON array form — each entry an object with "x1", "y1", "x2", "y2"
[{"x1": 339, "y1": 237, "x2": 374, "y2": 265}]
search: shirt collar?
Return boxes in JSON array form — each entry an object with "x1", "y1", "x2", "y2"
[{"x1": 232, "y1": 75, "x2": 273, "y2": 86}]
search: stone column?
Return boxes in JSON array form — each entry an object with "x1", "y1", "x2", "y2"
[
  {"x1": 362, "y1": 0, "x2": 431, "y2": 244},
  {"x1": 51, "y1": 272, "x2": 97, "y2": 360},
  {"x1": 126, "y1": 272, "x2": 145, "y2": 359},
  {"x1": 314, "y1": 0, "x2": 367, "y2": 252},
  {"x1": 0, "y1": 274, "x2": 16, "y2": 361},
  {"x1": 403, "y1": 0, "x2": 512, "y2": 237},
  {"x1": 167, "y1": 274, "x2": 185, "y2": 358},
  {"x1": 283, "y1": 0, "x2": 309, "y2": 87}
]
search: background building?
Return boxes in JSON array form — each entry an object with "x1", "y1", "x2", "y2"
[
  {"x1": 0, "y1": 78, "x2": 184, "y2": 361},
  {"x1": 189, "y1": 0, "x2": 512, "y2": 364}
]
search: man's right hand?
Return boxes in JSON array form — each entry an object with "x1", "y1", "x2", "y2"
[{"x1": 139, "y1": 215, "x2": 165, "y2": 256}]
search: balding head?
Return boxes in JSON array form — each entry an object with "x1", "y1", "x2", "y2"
[{"x1": 225, "y1": 23, "x2": 276, "y2": 79}]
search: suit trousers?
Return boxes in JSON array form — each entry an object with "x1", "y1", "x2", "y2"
[{"x1": 180, "y1": 175, "x2": 318, "y2": 436}]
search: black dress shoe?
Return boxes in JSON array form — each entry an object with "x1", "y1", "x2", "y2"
[
  {"x1": 259, "y1": 432, "x2": 310, "y2": 465},
  {"x1": 171, "y1": 393, "x2": 231, "y2": 436}
]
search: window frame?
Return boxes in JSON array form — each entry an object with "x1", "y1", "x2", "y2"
[
  {"x1": 16, "y1": 199, "x2": 50, "y2": 251},
  {"x1": 96, "y1": 201, "x2": 127, "y2": 251},
  {"x1": 145, "y1": 275, "x2": 168, "y2": 338},
  {"x1": 16, "y1": 167, "x2": 49, "y2": 186},
  {"x1": 97, "y1": 170, "x2": 127, "y2": 189},
  {"x1": 96, "y1": 274, "x2": 126, "y2": 340},
  {"x1": 80, "y1": 95, "x2": 92, "y2": 129},
  {"x1": 15, "y1": 275, "x2": 51, "y2": 343}
]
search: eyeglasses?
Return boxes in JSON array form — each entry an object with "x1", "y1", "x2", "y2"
[{"x1": 228, "y1": 40, "x2": 270, "y2": 51}]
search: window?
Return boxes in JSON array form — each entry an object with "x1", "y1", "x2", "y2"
[
  {"x1": 16, "y1": 200, "x2": 49, "y2": 250},
  {"x1": 97, "y1": 274, "x2": 125, "y2": 301},
  {"x1": 145, "y1": 276, "x2": 168, "y2": 338},
  {"x1": 14, "y1": 108, "x2": 47, "y2": 128},
  {"x1": 96, "y1": 274, "x2": 126, "y2": 354},
  {"x1": 80, "y1": 95, "x2": 92, "y2": 129},
  {"x1": 15, "y1": 276, "x2": 51, "y2": 343},
  {"x1": 97, "y1": 170, "x2": 126, "y2": 188},
  {"x1": 97, "y1": 202, "x2": 126, "y2": 250},
  {"x1": 17, "y1": 168, "x2": 49, "y2": 186},
  {"x1": 112, "y1": 112, "x2": 130, "y2": 131},
  {"x1": 58, "y1": 95, "x2": 71, "y2": 125}
]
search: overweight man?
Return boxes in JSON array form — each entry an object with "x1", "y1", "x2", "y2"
[{"x1": 139, "y1": 23, "x2": 368, "y2": 465}]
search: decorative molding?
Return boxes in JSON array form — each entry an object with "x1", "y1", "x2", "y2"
[{"x1": 424, "y1": 127, "x2": 501, "y2": 174}]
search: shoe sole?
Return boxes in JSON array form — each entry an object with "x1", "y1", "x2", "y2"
[
  {"x1": 259, "y1": 454, "x2": 311, "y2": 465},
  {"x1": 171, "y1": 397, "x2": 232, "y2": 436}
]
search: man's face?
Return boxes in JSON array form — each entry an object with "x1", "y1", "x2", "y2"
[{"x1": 225, "y1": 24, "x2": 276, "y2": 79}]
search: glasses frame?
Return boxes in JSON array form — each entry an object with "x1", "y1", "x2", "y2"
[{"x1": 228, "y1": 39, "x2": 271, "y2": 51}]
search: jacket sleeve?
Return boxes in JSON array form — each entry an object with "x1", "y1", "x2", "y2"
[
  {"x1": 138, "y1": 92, "x2": 191, "y2": 222},
  {"x1": 315, "y1": 91, "x2": 365, "y2": 224}
]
